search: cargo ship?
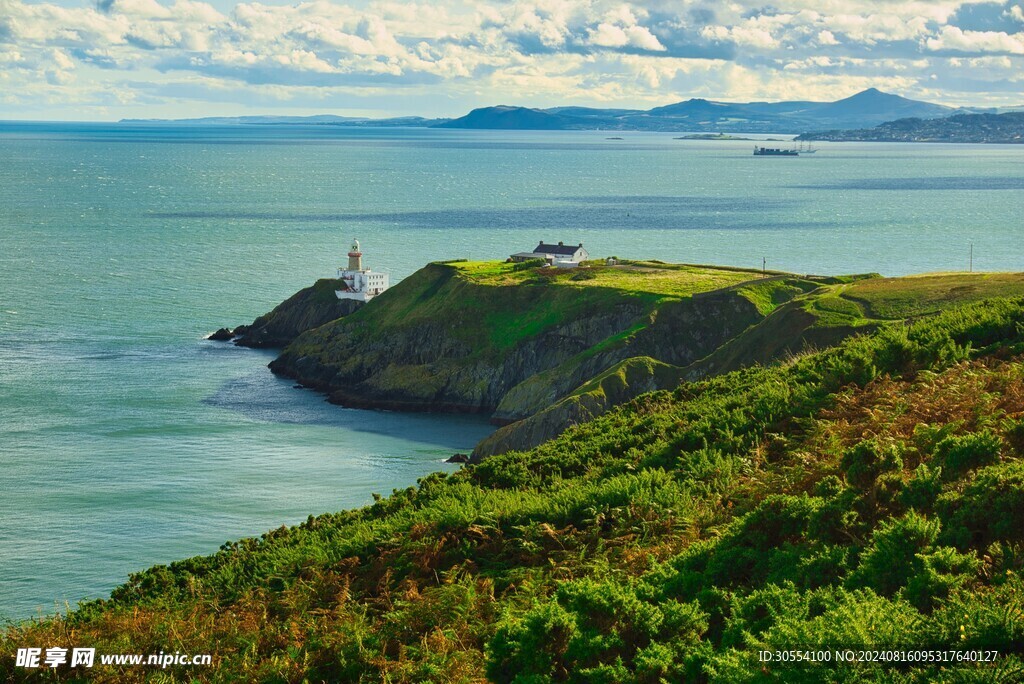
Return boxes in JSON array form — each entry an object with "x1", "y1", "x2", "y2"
[{"x1": 753, "y1": 145, "x2": 799, "y2": 156}]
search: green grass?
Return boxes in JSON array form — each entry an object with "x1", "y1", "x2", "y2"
[
  {"x1": 841, "y1": 272, "x2": 1024, "y2": 320},
  {"x1": 451, "y1": 260, "x2": 764, "y2": 299},
  {"x1": 806, "y1": 293, "x2": 870, "y2": 327},
  {"x1": 736, "y1": 277, "x2": 821, "y2": 315}
]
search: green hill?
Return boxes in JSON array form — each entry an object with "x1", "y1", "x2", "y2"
[
  {"x1": 267, "y1": 260, "x2": 796, "y2": 416},
  {"x1": 5, "y1": 295, "x2": 1024, "y2": 682}
]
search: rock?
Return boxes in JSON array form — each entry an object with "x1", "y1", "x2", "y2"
[
  {"x1": 232, "y1": 279, "x2": 363, "y2": 349},
  {"x1": 446, "y1": 453, "x2": 470, "y2": 464},
  {"x1": 208, "y1": 327, "x2": 235, "y2": 341}
]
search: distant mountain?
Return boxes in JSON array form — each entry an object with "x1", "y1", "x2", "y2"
[
  {"x1": 438, "y1": 89, "x2": 957, "y2": 133},
  {"x1": 797, "y1": 111, "x2": 1024, "y2": 144},
  {"x1": 647, "y1": 97, "x2": 752, "y2": 118},
  {"x1": 804, "y1": 88, "x2": 952, "y2": 128},
  {"x1": 434, "y1": 106, "x2": 571, "y2": 130}
]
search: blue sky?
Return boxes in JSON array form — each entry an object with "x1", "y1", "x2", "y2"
[{"x1": 1, "y1": 0, "x2": 1022, "y2": 120}]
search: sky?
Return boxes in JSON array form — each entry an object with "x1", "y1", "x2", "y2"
[{"x1": 1, "y1": 0, "x2": 1023, "y2": 120}]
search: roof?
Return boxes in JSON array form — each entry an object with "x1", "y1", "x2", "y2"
[{"x1": 535, "y1": 242, "x2": 585, "y2": 256}]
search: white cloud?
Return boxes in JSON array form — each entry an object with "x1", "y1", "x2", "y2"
[
  {"x1": 816, "y1": 30, "x2": 839, "y2": 46},
  {"x1": 925, "y1": 25, "x2": 1024, "y2": 54},
  {"x1": 1, "y1": 0, "x2": 1023, "y2": 119},
  {"x1": 588, "y1": 22, "x2": 665, "y2": 51}
]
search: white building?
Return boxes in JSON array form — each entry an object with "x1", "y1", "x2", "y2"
[
  {"x1": 510, "y1": 241, "x2": 590, "y2": 268},
  {"x1": 336, "y1": 239, "x2": 390, "y2": 301}
]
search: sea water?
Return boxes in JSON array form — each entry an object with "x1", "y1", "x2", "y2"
[{"x1": 1, "y1": 123, "x2": 1021, "y2": 619}]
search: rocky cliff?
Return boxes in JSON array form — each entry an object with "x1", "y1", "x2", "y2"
[
  {"x1": 472, "y1": 288, "x2": 863, "y2": 460},
  {"x1": 266, "y1": 261, "x2": 810, "y2": 416},
  {"x1": 211, "y1": 279, "x2": 362, "y2": 348},
  {"x1": 269, "y1": 263, "x2": 663, "y2": 413}
]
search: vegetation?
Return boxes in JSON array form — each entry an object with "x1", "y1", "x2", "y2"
[
  {"x1": 842, "y1": 273, "x2": 1024, "y2": 320},
  {"x1": 270, "y1": 260, "x2": 811, "y2": 417},
  {"x1": 453, "y1": 260, "x2": 763, "y2": 299},
  {"x1": 5, "y1": 294, "x2": 1024, "y2": 682}
]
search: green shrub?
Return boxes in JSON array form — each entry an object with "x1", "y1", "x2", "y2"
[
  {"x1": 933, "y1": 430, "x2": 1003, "y2": 478},
  {"x1": 707, "y1": 588, "x2": 925, "y2": 680},
  {"x1": 1003, "y1": 417, "x2": 1024, "y2": 455},
  {"x1": 486, "y1": 579, "x2": 706, "y2": 683},
  {"x1": 850, "y1": 510, "x2": 940, "y2": 596},
  {"x1": 841, "y1": 439, "x2": 904, "y2": 490},
  {"x1": 512, "y1": 258, "x2": 548, "y2": 271},
  {"x1": 939, "y1": 461, "x2": 1024, "y2": 549},
  {"x1": 912, "y1": 421, "x2": 960, "y2": 455},
  {"x1": 901, "y1": 463, "x2": 944, "y2": 513},
  {"x1": 926, "y1": 573, "x2": 1024, "y2": 651},
  {"x1": 904, "y1": 546, "x2": 980, "y2": 612},
  {"x1": 720, "y1": 582, "x2": 808, "y2": 646},
  {"x1": 488, "y1": 601, "x2": 578, "y2": 683}
]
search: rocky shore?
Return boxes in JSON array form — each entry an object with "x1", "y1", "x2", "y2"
[{"x1": 208, "y1": 278, "x2": 362, "y2": 348}]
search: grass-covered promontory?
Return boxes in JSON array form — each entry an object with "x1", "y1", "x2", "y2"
[
  {"x1": 266, "y1": 259, "x2": 807, "y2": 419},
  {"x1": 5, "y1": 295, "x2": 1024, "y2": 682}
]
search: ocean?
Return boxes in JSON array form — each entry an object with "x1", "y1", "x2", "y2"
[{"x1": 0, "y1": 122, "x2": 1021, "y2": 619}]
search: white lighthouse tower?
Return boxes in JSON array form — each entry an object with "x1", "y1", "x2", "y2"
[{"x1": 335, "y1": 238, "x2": 389, "y2": 301}]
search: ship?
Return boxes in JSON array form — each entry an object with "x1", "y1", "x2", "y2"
[{"x1": 753, "y1": 145, "x2": 799, "y2": 156}]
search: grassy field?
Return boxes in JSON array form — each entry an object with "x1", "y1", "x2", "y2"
[
  {"x1": 451, "y1": 260, "x2": 766, "y2": 299},
  {"x1": 840, "y1": 272, "x2": 1024, "y2": 320}
]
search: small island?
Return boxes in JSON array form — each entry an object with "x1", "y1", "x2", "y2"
[{"x1": 673, "y1": 133, "x2": 757, "y2": 141}]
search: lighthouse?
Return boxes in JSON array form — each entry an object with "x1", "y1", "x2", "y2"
[
  {"x1": 336, "y1": 238, "x2": 389, "y2": 302},
  {"x1": 347, "y1": 239, "x2": 363, "y2": 271}
]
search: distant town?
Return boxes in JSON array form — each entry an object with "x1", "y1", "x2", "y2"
[{"x1": 799, "y1": 112, "x2": 1024, "y2": 144}]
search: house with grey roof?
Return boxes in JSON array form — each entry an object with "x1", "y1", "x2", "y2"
[{"x1": 510, "y1": 241, "x2": 589, "y2": 268}]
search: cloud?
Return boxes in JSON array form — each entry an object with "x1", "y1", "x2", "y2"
[
  {"x1": 588, "y1": 22, "x2": 664, "y2": 51},
  {"x1": 925, "y1": 25, "x2": 1024, "y2": 54},
  {"x1": 1, "y1": 0, "x2": 1023, "y2": 119}
]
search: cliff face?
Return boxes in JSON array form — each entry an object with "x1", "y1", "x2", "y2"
[
  {"x1": 472, "y1": 295, "x2": 862, "y2": 460},
  {"x1": 489, "y1": 290, "x2": 765, "y2": 423},
  {"x1": 474, "y1": 356, "x2": 683, "y2": 458},
  {"x1": 230, "y1": 279, "x2": 362, "y2": 348},
  {"x1": 268, "y1": 263, "x2": 660, "y2": 413}
]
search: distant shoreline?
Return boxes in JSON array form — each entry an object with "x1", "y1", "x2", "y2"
[{"x1": 797, "y1": 112, "x2": 1024, "y2": 144}]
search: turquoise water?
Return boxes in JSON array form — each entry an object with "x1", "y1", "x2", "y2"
[{"x1": 1, "y1": 123, "x2": 1022, "y2": 619}]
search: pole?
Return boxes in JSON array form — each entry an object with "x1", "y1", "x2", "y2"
[
  {"x1": 970, "y1": 243, "x2": 973, "y2": 273},
  {"x1": 762, "y1": 257, "x2": 766, "y2": 276}
]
